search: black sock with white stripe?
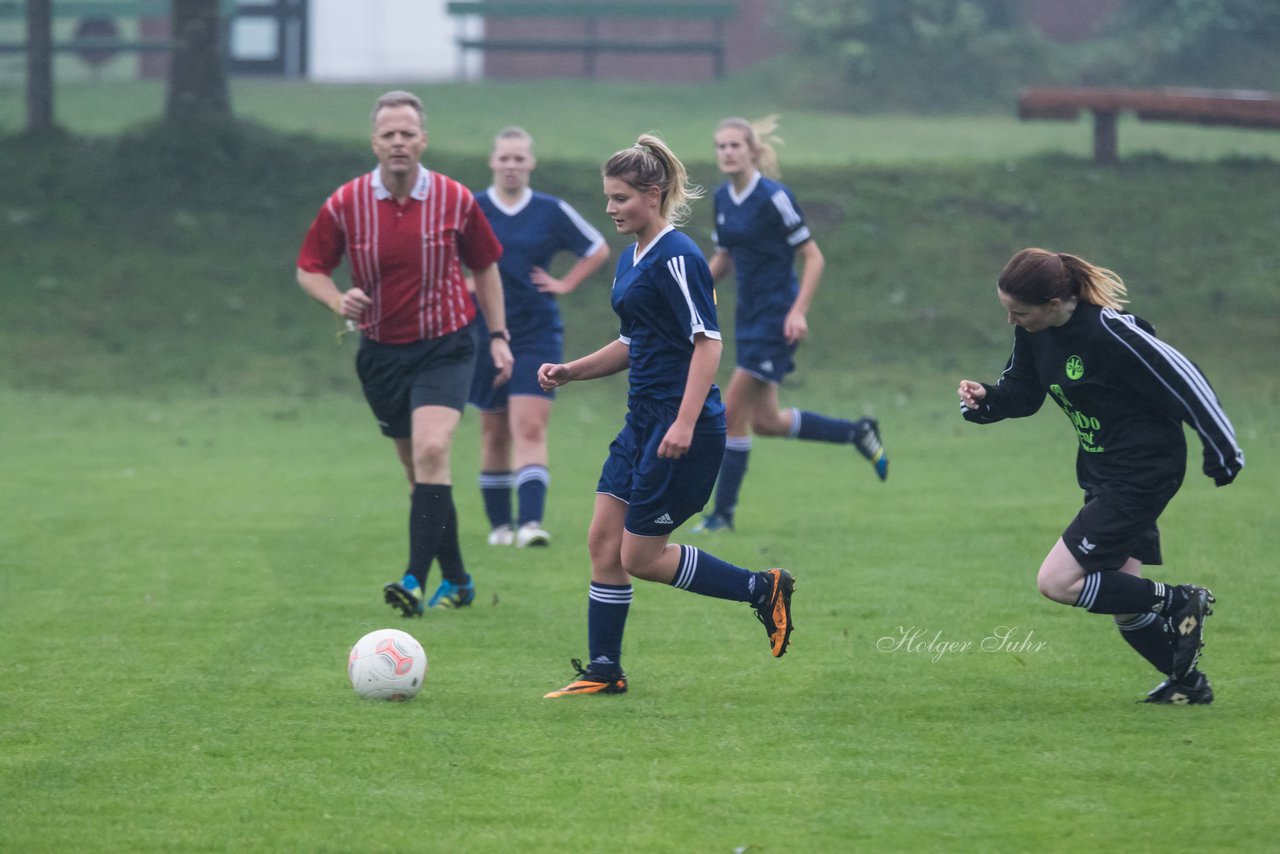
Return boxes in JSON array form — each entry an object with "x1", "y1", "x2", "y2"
[
  {"x1": 1114, "y1": 613, "x2": 1174, "y2": 674},
  {"x1": 587, "y1": 582, "x2": 631, "y2": 676},
  {"x1": 669, "y1": 545, "x2": 757, "y2": 602},
  {"x1": 1075, "y1": 573, "x2": 1176, "y2": 614}
]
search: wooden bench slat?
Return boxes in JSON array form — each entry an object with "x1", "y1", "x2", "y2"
[
  {"x1": 446, "y1": 1, "x2": 736, "y2": 19},
  {"x1": 458, "y1": 39, "x2": 723, "y2": 53},
  {"x1": 1017, "y1": 86, "x2": 1280, "y2": 162}
]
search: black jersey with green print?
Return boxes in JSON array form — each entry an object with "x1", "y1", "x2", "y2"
[{"x1": 962, "y1": 301, "x2": 1243, "y2": 493}]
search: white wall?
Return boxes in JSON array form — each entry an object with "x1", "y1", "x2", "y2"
[{"x1": 309, "y1": 0, "x2": 477, "y2": 82}]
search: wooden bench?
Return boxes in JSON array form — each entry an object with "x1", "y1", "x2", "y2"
[
  {"x1": 445, "y1": 1, "x2": 737, "y2": 81},
  {"x1": 1018, "y1": 86, "x2": 1280, "y2": 164}
]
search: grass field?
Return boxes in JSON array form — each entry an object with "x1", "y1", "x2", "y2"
[{"x1": 2, "y1": 79, "x2": 1279, "y2": 851}]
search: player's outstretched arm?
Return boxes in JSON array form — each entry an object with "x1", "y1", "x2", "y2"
[{"x1": 538, "y1": 339, "x2": 630, "y2": 391}]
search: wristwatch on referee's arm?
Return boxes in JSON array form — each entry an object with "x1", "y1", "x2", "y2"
[{"x1": 489, "y1": 329, "x2": 511, "y2": 343}]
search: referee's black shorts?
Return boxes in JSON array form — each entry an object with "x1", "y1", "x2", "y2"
[
  {"x1": 356, "y1": 327, "x2": 477, "y2": 438},
  {"x1": 1061, "y1": 481, "x2": 1180, "y2": 572}
]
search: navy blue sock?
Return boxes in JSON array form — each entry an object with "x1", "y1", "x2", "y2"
[
  {"x1": 790, "y1": 408, "x2": 859, "y2": 444},
  {"x1": 1075, "y1": 573, "x2": 1169, "y2": 614},
  {"x1": 669, "y1": 545, "x2": 763, "y2": 603},
  {"x1": 408, "y1": 483, "x2": 452, "y2": 587},
  {"x1": 712, "y1": 437, "x2": 751, "y2": 520},
  {"x1": 478, "y1": 470, "x2": 513, "y2": 530},
  {"x1": 1114, "y1": 612, "x2": 1174, "y2": 674},
  {"x1": 516, "y1": 464, "x2": 550, "y2": 526},
  {"x1": 587, "y1": 582, "x2": 632, "y2": 674}
]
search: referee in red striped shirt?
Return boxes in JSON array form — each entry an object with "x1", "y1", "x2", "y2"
[{"x1": 297, "y1": 90, "x2": 513, "y2": 615}]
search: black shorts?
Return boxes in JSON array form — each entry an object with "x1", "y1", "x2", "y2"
[
  {"x1": 1061, "y1": 485, "x2": 1177, "y2": 572},
  {"x1": 355, "y1": 328, "x2": 476, "y2": 438}
]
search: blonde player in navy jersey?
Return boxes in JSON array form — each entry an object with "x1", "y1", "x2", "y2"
[
  {"x1": 469, "y1": 127, "x2": 610, "y2": 549},
  {"x1": 538, "y1": 135, "x2": 796, "y2": 697},
  {"x1": 959, "y1": 248, "x2": 1243, "y2": 704},
  {"x1": 694, "y1": 116, "x2": 888, "y2": 535}
]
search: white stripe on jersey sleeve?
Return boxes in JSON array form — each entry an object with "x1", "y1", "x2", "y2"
[
  {"x1": 557, "y1": 199, "x2": 606, "y2": 255},
  {"x1": 666, "y1": 255, "x2": 721, "y2": 342},
  {"x1": 770, "y1": 189, "x2": 804, "y2": 229},
  {"x1": 1101, "y1": 309, "x2": 1241, "y2": 461}
]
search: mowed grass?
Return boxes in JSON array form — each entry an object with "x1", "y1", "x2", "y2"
[
  {"x1": 2, "y1": 78, "x2": 1280, "y2": 849},
  {"x1": 5, "y1": 78, "x2": 1280, "y2": 165},
  {"x1": 1, "y1": 374, "x2": 1277, "y2": 850}
]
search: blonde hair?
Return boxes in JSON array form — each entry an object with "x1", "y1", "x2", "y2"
[
  {"x1": 998, "y1": 248, "x2": 1128, "y2": 311},
  {"x1": 603, "y1": 133, "x2": 704, "y2": 227},
  {"x1": 371, "y1": 90, "x2": 425, "y2": 126},
  {"x1": 717, "y1": 115, "x2": 783, "y2": 179},
  {"x1": 493, "y1": 125, "x2": 533, "y2": 153}
]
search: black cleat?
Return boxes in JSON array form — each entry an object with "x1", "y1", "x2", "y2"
[
  {"x1": 1167, "y1": 585, "x2": 1214, "y2": 680},
  {"x1": 383, "y1": 578, "x2": 424, "y2": 618},
  {"x1": 852, "y1": 418, "x2": 889, "y2": 481},
  {"x1": 753, "y1": 569, "x2": 795, "y2": 658},
  {"x1": 1143, "y1": 670, "x2": 1214, "y2": 705}
]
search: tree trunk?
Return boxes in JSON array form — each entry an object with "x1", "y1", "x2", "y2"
[
  {"x1": 165, "y1": 0, "x2": 231, "y2": 122},
  {"x1": 25, "y1": 0, "x2": 53, "y2": 133}
]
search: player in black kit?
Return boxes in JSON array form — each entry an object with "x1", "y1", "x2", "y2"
[{"x1": 958, "y1": 248, "x2": 1244, "y2": 704}]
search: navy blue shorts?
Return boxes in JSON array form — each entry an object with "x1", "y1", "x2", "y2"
[
  {"x1": 468, "y1": 334, "x2": 561, "y2": 411},
  {"x1": 355, "y1": 328, "x2": 476, "y2": 438},
  {"x1": 735, "y1": 338, "x2": 797, "y2": 384},
  {"x1": 1061, "y1": 483, "x2": 1179, "y2": 572},
  {"x1": 596, "y1": 397, "x2": 726, "y2": 537}
]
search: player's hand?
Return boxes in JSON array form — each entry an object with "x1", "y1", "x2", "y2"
[
  {"x1": 336, "y1": 287, "x2": 371, "y2": 321},
  {"x1": 783, "y1": 308, "x2": 809, "y2": 345},
  {"x1": 531, "y1": 266, "x2": 571, "y2": 295},
  {"x1": 490, "y1": 339, "x2": 513, "y2": 387},
  {"x1": 538, "y1": 362, "x2": 573, "y2": 391},
  {"x1": 958, "y1": 380, "x2": 987, "y2": 410},
  {"x1": 658, "y1": 422, "x2": 693, "y2": 459}
]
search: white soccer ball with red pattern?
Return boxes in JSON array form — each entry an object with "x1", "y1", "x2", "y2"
[{"x1": 348, "y1": 628, "x2": 428, "y2": 700}]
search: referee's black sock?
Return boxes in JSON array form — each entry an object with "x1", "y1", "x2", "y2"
[
  {"x1": 1075, "y1": 572, "x2": 1174, "y2": 615},
  {"x1": 407, "y1": 483, "x2": 452, "y2": 588},
  {"x1": 436, "y1": 496, "x2": 469, "y2": 585}
]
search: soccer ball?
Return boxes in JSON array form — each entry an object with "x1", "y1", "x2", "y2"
[{"x1": 347, "y1": 628, "x2": 428, "y2": 701}]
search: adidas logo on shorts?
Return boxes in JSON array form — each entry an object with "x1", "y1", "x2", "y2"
[{"x1": 654, "y1": 513, "x2": 674, "y2": 526}]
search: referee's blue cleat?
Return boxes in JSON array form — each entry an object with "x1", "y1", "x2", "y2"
[
  {"x1": 1142, "y1": 670, "x2": 1214, "y2": 705},
  {"x1": 428, "y1": 577, "x2": 476, "y2": 609},
  {"x1": 692, "y1": 512, "x2": 734, "y2": 533},
  {"x1": 383, "y1": 574, "x2": 424, "y2": 618},
  {"x1": 1168, "y1": 585, "x2": 1214, "y2": 680},
  {"x1": 852, "y1": 418, "x2": 889, "y2": 481},
  {"x1": 753, "y1": 568, "x2": 795, "y2": 658}
]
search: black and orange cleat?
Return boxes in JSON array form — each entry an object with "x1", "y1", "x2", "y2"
[
  {"x1": 753, "y1": 568, "x2": 795, "y2": 658},
  {"x1": 543, "y1": 658, "x2": 628, "y2": 698}
]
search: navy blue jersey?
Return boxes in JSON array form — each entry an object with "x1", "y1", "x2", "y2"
[
  {"x1": 475, "y1": 188, "x2": 605, "y2": 343},
  {"x1": 962, "y1": 302, "x2": 1243, "y2": 493},
  {"x1": 612, "y1": 226, "x2": 724, "y2": 417},
  {"x1": 712, "y1": 172, "x2": 812, "y2": 345}
]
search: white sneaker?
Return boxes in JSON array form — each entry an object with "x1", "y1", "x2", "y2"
[
  {"x1": 487, "y1": 524, "x2": 515, "y2": 546},
  {"x1": 515, "y1": 523, "x2": 551, "y2": 548}
]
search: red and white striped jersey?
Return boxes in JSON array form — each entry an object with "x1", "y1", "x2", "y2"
[{"x1": 298, "y1": 165, "x2": 502, "y2": 344}]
